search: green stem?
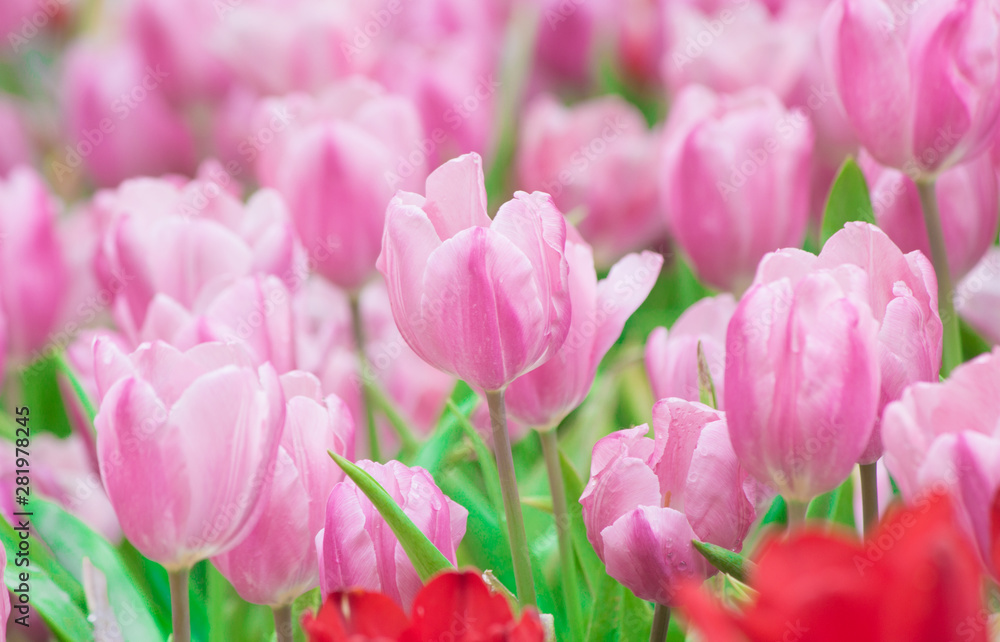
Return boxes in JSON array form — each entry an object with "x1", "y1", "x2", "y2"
[
  {"x1": 916, "y1": 179, "x2": 962, "y2": 375},
  {"x1": 859, "y1": 462, "x2": 879, "y2": 535},
  {"x1": 168, "y1": 567, "x2": 191, "y2": 642},
  {"x1": 348, "y1": 294, "x2": 381, "y2": 462},
  {"x1": 486, "y1": 389, "x2": 537, "y2": 607},
  {"x1": 786, "y1": 500, "x2": 807, "y2": 531},
  {"x1": 650, "y1": 604, "x2": 671, "y2": 642},
  {"x1": 273, "y1": 604, "x2": 293, "y2": 642},
  {"x1": 446, "y1": 400, "x2": 504, "y2": 513},
  {"x1": 364, "y1": 378, "x2": 420, "y2": 455},
  {"x1": 538, "y1": 429, "x2": 583, "y2": 639}
]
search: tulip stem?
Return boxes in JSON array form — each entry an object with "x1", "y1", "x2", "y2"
[
  {"x1": 538, "y1": 429, "x2": 583, "y2": 638},
  {"x1": 786, "y1": 500, "x2": 807, "y2": 530},
  {"x1": 168, "y1": 567, "x2": 190, "y2": 642},
  {"x1": 859, "y1": 462, "x2": 879, "y2": 535},
  {"x1": 650, "y1": 604, "x2": 671, "y2": 642},
  {"x1": 272, "y1": 604, "x2": 293, "y2": 642},
  {"x1": 486, "y1": 389, "x2": 537, "y2": 607},
  {"x1": 916, "y1": 179, "x2": 962, "y2": 375},
  {"x1": 349, "y1": 294, "x2": 381, "y2": 462}
]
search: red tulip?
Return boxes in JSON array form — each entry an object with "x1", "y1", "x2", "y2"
[
  {"x1": 679, "y1": 493, "x2": 988, "y2": 642},
  {"x1": 303, "y1": 571, "x2": 546, "y2": 642}
]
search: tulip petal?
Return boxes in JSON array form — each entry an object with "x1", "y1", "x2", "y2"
[{"x1": 422, "y1": 153, "x2": 492, "y2": 239}]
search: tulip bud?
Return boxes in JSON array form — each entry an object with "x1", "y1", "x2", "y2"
[
  {"x1": 61, "y1": 42, "x2": 196, "y2": 187},
  {"x1": 661, "y1": 85, "x2": 813, "y2": 293},
  {"x1": 317, "y1": 459, "x2": 467, "y2": 609},
  {"x1": 883, "y1": 347, "x2": 1000, "y2": 576},
  {"x1": 506, "y1": 232, "x2": 662, "y2": 428},
  {"x1": 517, "y1": 95, "x2": 666, "y2": 265},
  {"x1": 212, "y1": 371, "x2": 354, "y2": 606},
  {"x1": 580, "y1": 399, "x2": 756, "y2": 605},
  {"x1": 376, "y1": 153, "x2": 571, "y2": 392},
  {"x1": 255, "y1": 79, "x2": 426, "y2": 290},
  {"x1": 95, "y1": 176, "x2": 296, "y2": 335},
  {"x1": 645, "y1": 294, "x2": 736, "y2": 408},
  {"x1": 862, "y1": 151, "x2": 1000, "y2": 281},
  {"x1": 94, "y1": 339, "x2": 285, "y2": 570},
  {"x1": 820, "y1": 0, "x2": 1000, "y2": 175},
  {"x1": 725, "y1": 263, "x2": 881, "y2": 501},
  {"x1": 0, "y1": 167, "x2": 69, "y2": 359}
]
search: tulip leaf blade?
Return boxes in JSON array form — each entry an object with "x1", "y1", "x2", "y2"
[
  {"x1": 329, "y1": 451, "x2": 454, "y2": 582},
  {"x1": 0, "y1": 515, "x2": 94, "y2": 641},
  {"x1": 806, "y1": 475, "x2": 856, "y2": 529},
  {"x1": 31, "y1": 499, "x2": 166, "y2": 640},
  {"x1": 691, "y1": 540, "x2": 756, "y2": 584},
  {"x1": 821, "y1": 157, "x2": 876, "y2": 245}
]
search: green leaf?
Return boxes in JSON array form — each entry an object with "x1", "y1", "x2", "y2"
[
  {"x1": 445, "y1": 399, "x2": 503, "y2": 513},
  {"x1": 18, "y1": 355, "x2": 73, "y2": 437},
  {"x1": 329, "y1": 452, "x2": 454, "y2": 581},
  {"x1": 760, "y1": 494, "x2": 788, "y2": 529},
  {"x1": 820, "y1": 157, "x2": 876, "y2": 245},
  {"x1": 0, "y1": 516, "x2": 93, "y2": 641},
  {"x1": 558, "y1": 451, "x2": 605, "y2": 595},
  {"x1": 806, "y1": 476, "x2": 855, "y2": 530},
  {"x1": 692, "y1": 540, "x2": 756, "y2": 584},
  {"x1": 584, "y1": 570, "x2": 653, "y2": 641},
  {"x1": 205, "y1": 563, "x2": 274, "y2": 642},
  {"x1": 31, "y1": 499, "x2": 165, "y2": 640}
]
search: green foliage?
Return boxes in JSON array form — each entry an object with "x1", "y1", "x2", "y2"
[{"x1": 820, "y1": 157, "x2": 876, "y2": 245}]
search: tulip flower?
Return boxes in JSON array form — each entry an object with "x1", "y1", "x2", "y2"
[
  {"x1": 0, "y1": 167, "x2": 69, "y2": 360},
  {"x1": 580, "y1": 399, "x2": 757, "y2": 605},
  {"x1": 317, "y1": 459, "x2": 467, "y2": 610},
  {"x1": 725, "y1": 260, "x2": 881, "y2": 502},
  {"x1": 94, "y1": 175, "x2": 296, "y2": 335},
  {"x1": 134, "y1": 275, "x2": 296, "y2": 374},
  {"x1": 0, "y1": 100, "x2": 32, "y2": 177},
  {"x1": 254, "y1": 79, "x2": 426, "y2": 290},
  {"x1": 645, "y1": 294, "x2": 737, "y2": 408},
  {"x1": 213, "y1": 371, "x2": 353, "y2": 615},
  {"x1": 377, "y1": 152, "x2": 570, "y2": 393},
  {"x1": 812, "y1": 223, "x2": 942, "y2": 463},
  {"x1": 820, "y1": 0, "x2": 1000, "y2": 176},
  {"x1": 505, "y1": 235, "x2": 662, "y2": 429},
  {"x1": 957, "y1": 248, "x2": 1000, "y2": 345},
  {"x1": 882, "y1": 348, "x2": 1000, "y2": 577},
  {"x1": 517, "y1": 95, "x2": 665, "y2": 265},
  {"x1": 61, "y1": 42, "x2": 197, "y2": 187},
  {"x1": 862, "y1": 152, "x2": 999, "y2": 281},
  {"x1": 661, "y1": 85, "x2": 813, "y2": 293},
  {"x1": 302, "y1": 571, "x2": 546, "y2": 642},
  {"x1": 94, "y1": 338, "x2": 285, "y2": 569},
  {"x1": 679, "y1": 492, "x2": 989, "y2": 642}
]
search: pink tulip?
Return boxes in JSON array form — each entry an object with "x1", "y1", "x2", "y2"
[
  {"x1": 61, "y1": 42, "x2": 197, "y2": 188},
  {"x1": 532, "y1": 0, "x2": 616, "y2": 88},
  {"x1": 133, "y1": 275, "x2": 296, "y2": 374},
  {"x1": 580, "y1": 399, "x2": 757, "y2": 605},
  {"x1": 0, "y1": 167, "x2": 69, "y2": 360},
  {"x1": 0, "y1": 434, "x2": 120, "y2": 543},
  {"x1": 957, "y1": 248, "x2": 1000, "y2": 345},
  {"x1": 212, "y1": 371, "x2": 353, "y2": 606},
  {"x1": 815, "y1": 223, "x2": 943, "y2": 463},
  {"x1": 882, "y1": 348, "x2": 1000, "y2": 575},
  {"x1": 725, "y1": 260, "x2": 881, "y2": 501},
  {"x1": 506, "y1": 234, "x2": 662, "y2": 428},
  {"x1": 862, "y1": 151, "x2": 999, "y2": 281},
  {"x1": 254, "y1": 79, "x2": 426, "y2": 290},
  {"x1": 0, "y1": 100, "x2": 32, "y2": 177},
  {"x1": 94, "y1": 174, "x2": 296, "y2": 335},
  {"x1": 377, "y1": 153, "x2": 571, "y2": 392},
  {"x1": 317, "y1": 459, "x2": 468, "y2": 609},
  {"x1": 645, "y1": 294, "x2": 736, "y2": 408},
  {"x1": 93, "y1": 339, "x2": 285, "y2": 570},
  {"x1": 820, "y1": 0, "x2": 1000, "y2": 175},
  {"x1": 126, "y1": 0, "x2": 232, "y2": 103},
  {"x1": 662, "y1": 1, "x2": 821, "y2": 102},
  {"x1": 517, "y1": 95, "x2": 666, "y2": 265},
  {"x1": 661, "y1": 85, "x2": 813, "y2": 293}
]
